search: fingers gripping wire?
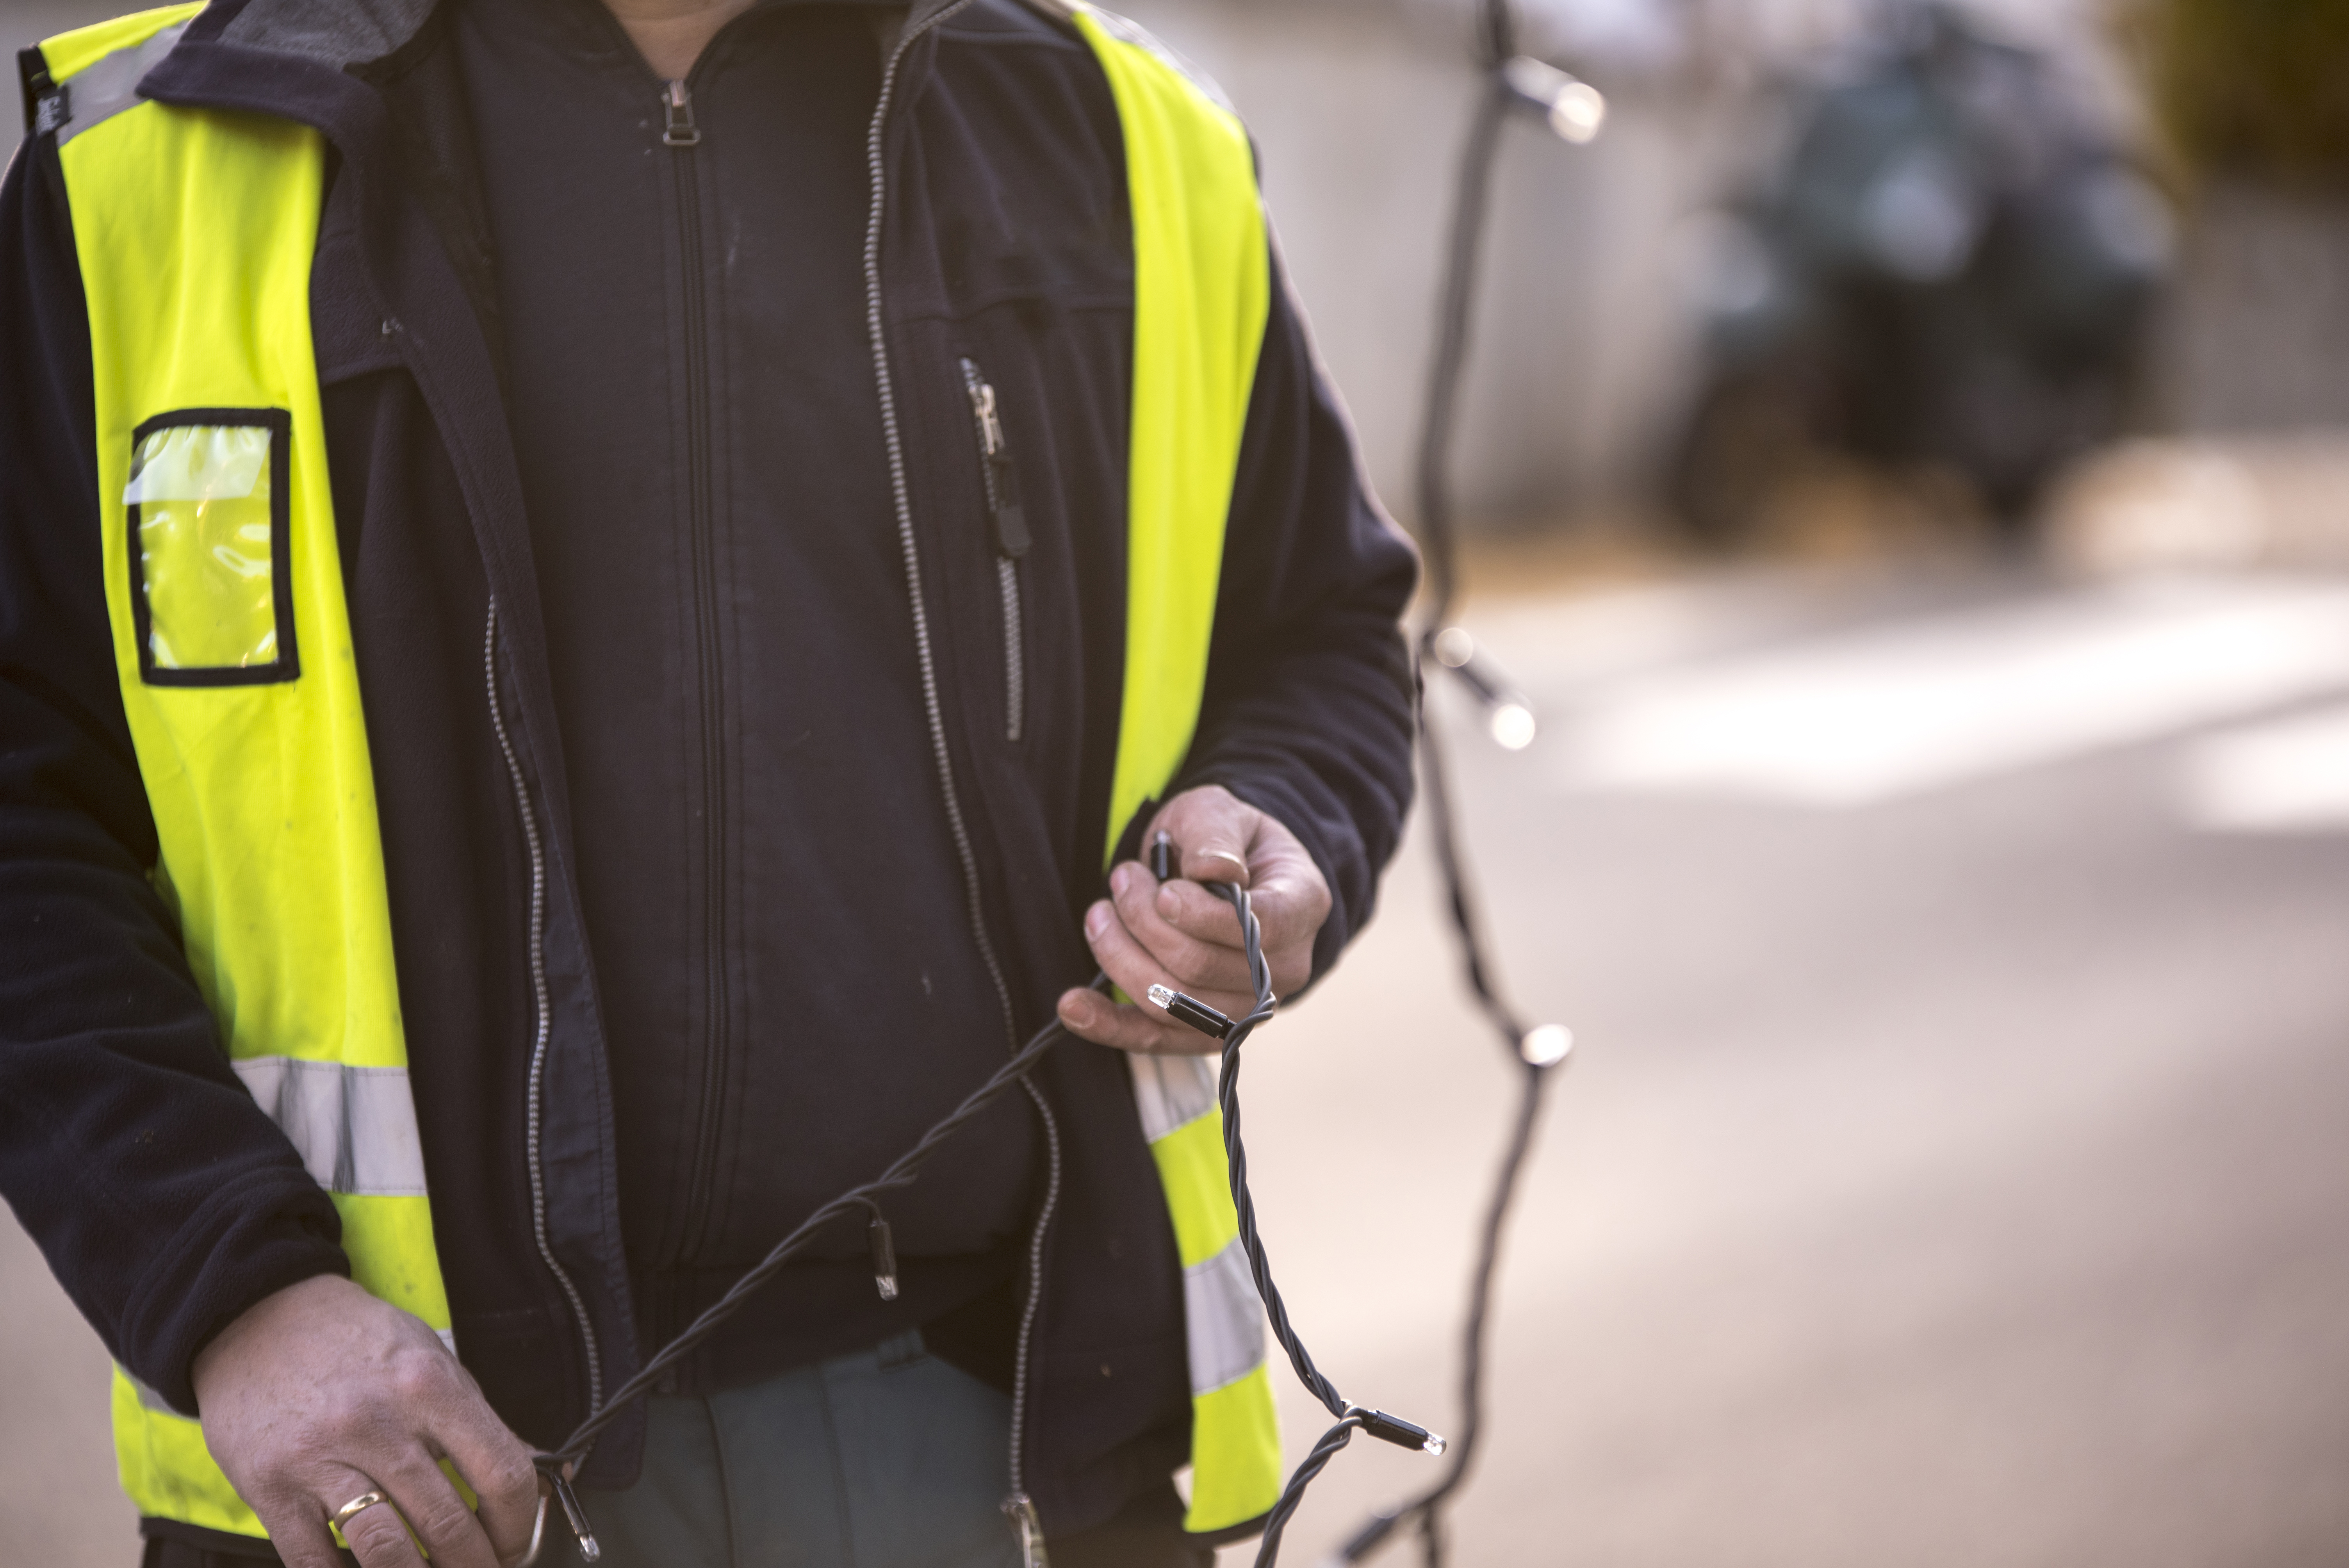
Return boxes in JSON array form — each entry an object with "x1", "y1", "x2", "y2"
[
  {"x1": 527, "y1": 812, "x2": 1438, "y2": 1568},
  {"x1": 1145, "y1": 837, "x2": 1445, "y2": 1567}
]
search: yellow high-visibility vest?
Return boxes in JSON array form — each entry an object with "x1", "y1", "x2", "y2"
[{"x1": 38, "y1": 0, "x2": 1280, "y2": 1544}]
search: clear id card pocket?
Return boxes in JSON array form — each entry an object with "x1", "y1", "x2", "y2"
[{"x1": 125, "y1": 410, "x2": 297, "y2": 684}]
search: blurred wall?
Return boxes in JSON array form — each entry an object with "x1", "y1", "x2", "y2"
[{"x1": 1120, "y1": 0, "x2": 1734, "y2": 527}]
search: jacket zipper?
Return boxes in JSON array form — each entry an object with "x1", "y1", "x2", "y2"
[
  {"x1": 1005, "y1": 1076, "x2": 1062, "y2": 1564},
  {"x1": 485, "y1": 600, "x2": 605, "y2": 1416},
  {"x1": 666, "y1": 75, "x2": 732, "y2": 1262},
  {"x1": 959, "y1": 358, "x2": 1030, "y2": 744},
  {"x1": 861, "y1": 9, "x2": 1055, "y2": 1559},
  {"x1": 662, "y1": 78, "x2": 701, "y2": 148}
]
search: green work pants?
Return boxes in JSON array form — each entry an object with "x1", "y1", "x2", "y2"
[{"x1": 563, "y1": 1330, "x2": 1210, "y2": 1568}]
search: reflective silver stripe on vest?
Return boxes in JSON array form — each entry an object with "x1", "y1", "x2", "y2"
[
  {"x1": 1184, "y1": 1236, "x2": 1267, "y2": 1394},
  {"x1": 231, "y1": 1057, "x2": 430, "y2": 1198},
  {"x1": 51, "y1": 22, "x2": 191, "y2": 146},
  {"x1": 1132, "y1": 1047, "x2": 1265, "y2": 1392},
  {"x1": 1130, "y1": 1052, "x2": 1217, "y2": 1142}
]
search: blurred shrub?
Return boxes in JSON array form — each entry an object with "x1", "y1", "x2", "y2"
[{"x1": 2132, "y1": 0, "x2": 2349, "y2": 188}]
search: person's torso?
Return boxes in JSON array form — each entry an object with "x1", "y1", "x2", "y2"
[{"x1": 455, "y1": 0, "x2": 1043, "y2": 1381}]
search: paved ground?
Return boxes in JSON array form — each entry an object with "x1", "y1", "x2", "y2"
[
  {"x1": 6, "y1": 560, "x2": 2348, "y2": 1566},
  {"x1": 1217, "y1": 561, "x2": 2349, "y2": 1566}
]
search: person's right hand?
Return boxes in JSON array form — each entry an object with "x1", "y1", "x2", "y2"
[{"x1": 190, "y1": 1274, "x2": 544, "y2": 1568}]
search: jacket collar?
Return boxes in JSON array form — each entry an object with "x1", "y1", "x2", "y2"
[{"x1": 215, "y1": 0, "x2": 440, "y2": 70}]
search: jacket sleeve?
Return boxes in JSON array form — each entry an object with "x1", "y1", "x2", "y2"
[
  {"x1": 1170, "y1": 246, "x2": 1420, "y2": 986},
  {"x1": 0, "y1": 131, "x2": 348, "y2": 1415}
]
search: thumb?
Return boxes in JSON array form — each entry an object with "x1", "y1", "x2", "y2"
[
  {"x1": 1182, "y1": 837, "x2": 1253, "y2": 891},
  {"x1": 1153, "y1": 787, "x2": 1259, "y2": 889}
]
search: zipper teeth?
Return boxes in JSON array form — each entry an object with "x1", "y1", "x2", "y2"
[
  {"x1": 866, "y1": 0, "x2": 1050, "y2": 1524},
  {"x1": 484, "y1": 599, "x2": 604, "y2": 1414},
  {"x1": 1007, "y1": 1074, "x2": 1062, "y2": 1502},
  {"x1": 864, "y1": 0, "x2": 1006, "y2": 1049},
  {"x1": 961, "y1": 358, "x2": 1026, "y2": 746},
  {"x1": 996, "y1": 557, "x2": 1025, "y2": 744},
  {"x1": 673, "y1": 87, "x2": 731, "y2": 1263}
]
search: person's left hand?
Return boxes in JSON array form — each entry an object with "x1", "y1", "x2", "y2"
[{"x1": 1057, "y1": 785, "x2": 1331, "y2": 1055}]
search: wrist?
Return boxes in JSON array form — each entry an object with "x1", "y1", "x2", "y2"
[{"x1": 191, "y1": 1270, "x2": 361, "y2": 1406}]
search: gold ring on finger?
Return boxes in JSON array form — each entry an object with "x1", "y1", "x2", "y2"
[{"x1": 330, "y1": 1490, "x2": 389, "y2": 1532}]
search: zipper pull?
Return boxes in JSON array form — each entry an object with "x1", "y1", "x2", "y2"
[
  {"x1": 867, "y1": 1211, "x2": 900, "y2": 1301},
  {"x1": 1003, "y1": 1493, "x2": 1050, "y2": 1568},
  {"x1": 961, "y1": 365, "x2": 1032, "y2": 559},
  {"x1": 971, "y1": 378, "x2": 1005, "y2": 457},
  {"x1": 663, "y1": 80, "x2": 702, "y2": 147}
]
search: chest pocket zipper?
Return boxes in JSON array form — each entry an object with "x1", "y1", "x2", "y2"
[{"x1": 959, "y1": 358, "x2": 1029, "y2": 743}]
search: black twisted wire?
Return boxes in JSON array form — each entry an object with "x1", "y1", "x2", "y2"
[
  {"x1": 1187, "y1": 882, "x2": 1445, "y2": 1567},
  {"x1": 535, "y1": 977, "x2": 1104, "y2": 1470},
  {"x1": 1205, "y1": 882, "x2": 1344, "y2": 1420},
  {"x1": 539, "y1": 866, "x2": 1418, "y2": 1568},
  {"x1": 1257, "y1": 1413, "x2": 1366, "y2": 1563},
  {"x1": 1339, "y1": 0, "x2": 1573, "y2": 1559},
  {"x1": 537, "y1": 871, "x2": 1420, "y2": 1568}
]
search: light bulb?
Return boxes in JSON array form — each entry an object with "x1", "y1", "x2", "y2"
[
  {"x1": 1490, "y1": 702, "x2": 1537, "y2": 751},
  {"x1": 1549, "y1": 82, "x2": 1606, "y2": 144},
  {"x1": 1520, "y1": 1024, "x2": 1572, "y2": 1067},
  {"x1": 1501, "y1": 57, "x2": 1607, "y2": 146}
]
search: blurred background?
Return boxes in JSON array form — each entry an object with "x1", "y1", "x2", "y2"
[{"x1": 5, "y1": 0, "x2": 2348, "y2": 1563}]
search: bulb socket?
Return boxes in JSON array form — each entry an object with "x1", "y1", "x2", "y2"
[{"x1": 1147, "y1": 984, "x2": 1235, "y2": 1041}]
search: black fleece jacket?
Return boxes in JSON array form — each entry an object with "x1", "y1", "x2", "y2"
[
  {"x1": 0, "y1": 0, "x2": 1416, "y2": 1541},
  {"x1": 455, "y1": 0, "x2": 1052, "y2": 1392}
]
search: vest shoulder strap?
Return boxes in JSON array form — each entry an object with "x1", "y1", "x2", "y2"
[
  {"x1": 1066, "y1": 10, "x2": 1284, "y2": 1538},
  {"x1": 1070, "y1": 4, "x2": 1272, "y2": 867},
  {"x1": 29, "y1": 4, "x2": 202, "y2": 144}
]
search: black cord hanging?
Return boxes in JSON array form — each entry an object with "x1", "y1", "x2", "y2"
[
  {"x1": 1332, "y1": 2, "x2": 1599, "y2": 1559},
  {"x1": 1146, "y1": 832, "x2": 1448, "y2": 1568}
]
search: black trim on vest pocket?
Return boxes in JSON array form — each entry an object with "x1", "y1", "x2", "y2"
[{"x1": 127, "y1": 406, "x2": 299, "y2": 687}]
